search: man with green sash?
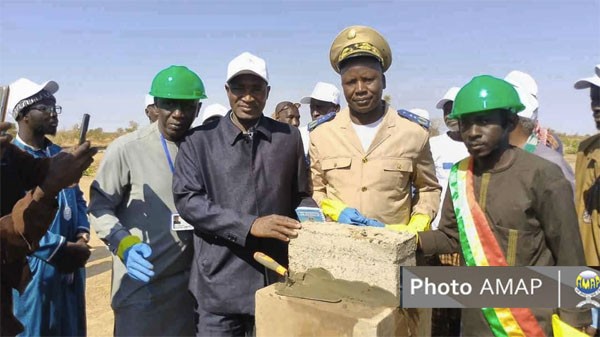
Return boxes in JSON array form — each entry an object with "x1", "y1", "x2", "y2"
[{"x1": 418, "y1": 75, "x2": 587, "y2": 337}]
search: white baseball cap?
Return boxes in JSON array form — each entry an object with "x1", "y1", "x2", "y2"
[
  {"x1": 409, "y1": 108, "x2": 430, "y2": 121},
  {"x1": 200, "y1": 103, "x2": 228, "y2": 124},
  {"x1": 505, "y1": 70, "x2": 538, "y2": 98},
  {"x1": 514, "y1": 86, "x2": 539, "y2": 121},
  {"x1": 226, "y1": 52, "x2": 269, "y2": 84},
  {"x1": 503, "y1": 71, "x2": 539, "y2": 120},
  {"x1": 300, "y1": 82, "x2": 340, "y2": 105},
  {"x1": 8, "y1": 78, "x2": 59, "y2": 120},
  {"x1": 574, "y1": 64, "x2": 600, "y2": 89},
  {"x1": 435, "y1": 87, "x2": 460, "y2": 109},
  {"x1": 145, "y1": 94, "x2": 154, "y2": 107}
]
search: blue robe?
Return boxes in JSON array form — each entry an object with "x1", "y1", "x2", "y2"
[{"x1": 12, "y1": 138, "x2": 88, "y2": 337}]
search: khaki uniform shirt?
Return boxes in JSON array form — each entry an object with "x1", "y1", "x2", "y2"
[
  {"x1": 575, "y1": 133, "x2": 600, "y2": 265},
  {"x1": 309, "y1": 104, "x2": 441, "y2": 224}
]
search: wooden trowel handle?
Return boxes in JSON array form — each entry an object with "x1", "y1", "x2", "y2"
[{"x1": 253, "y1": 252, "x2": 288, "y2": 277}]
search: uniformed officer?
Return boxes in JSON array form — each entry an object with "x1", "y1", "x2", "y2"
[{"x1": 309, "y1": 25, "x2": 441, "y2": 230}]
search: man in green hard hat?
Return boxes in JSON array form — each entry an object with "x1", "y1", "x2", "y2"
[
  {"x1": 417, "y1": 75, "x2": 588, "y2": 336},
  {"x1": 88, "y1": 65, "x2": 206, "y2": 336}
]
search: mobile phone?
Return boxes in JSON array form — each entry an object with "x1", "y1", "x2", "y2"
[
  {"x1": 78, "y1": 114, "x2": 90, "y2": 145},
  {"x1": 295, "y1": 207, "x2": 326, "y2": 223},
  {"x1": 0, "y1": 86, "x2": 9, "y2": 123}
]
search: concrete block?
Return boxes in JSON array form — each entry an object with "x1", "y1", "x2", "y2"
[
  {"x1": 256, "y1": 284, "x2": 419, "y2": 337},
  {"x1": 289, "y1": 222, "x2": 416, "y2": 298}
]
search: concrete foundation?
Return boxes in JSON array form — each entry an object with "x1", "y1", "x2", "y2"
[
  {"x1": 256, "y1": 284, "x2": 420, "y2": 337},
  {"x1": 256, "y1": 222, "x2": 431, "y2": 336},
  {"x1": 288, "y1": 222, "x2": 416, "y2": 298}
]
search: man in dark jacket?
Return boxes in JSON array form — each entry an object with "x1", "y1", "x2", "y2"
[{"x1": 173, "y1": 52, "x2": 316, "y2": 336}]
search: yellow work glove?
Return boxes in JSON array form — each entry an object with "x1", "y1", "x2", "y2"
[
  {"x1": 321, "y1": 199, "x2": 348, "y2": 221},
  {"x1": 384, "y1": 214, "x2": 431, "y2": 233},
  {"x1": 384, "y1": 214, "x2": 431, "y2": 245},
  {"x1": 407, "y1": 214, "x2": 431, "y2": 232},
  {"x1": 385, "y1": 223, "x2": 410, "y2": 233},
  {"x1": 384, "y1": 224, "x2": 419, "y2": 246}
]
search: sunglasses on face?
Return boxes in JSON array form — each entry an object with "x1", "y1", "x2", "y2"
[{"x1": 28, "y1": 104, "x2": 62, "y2": 115}]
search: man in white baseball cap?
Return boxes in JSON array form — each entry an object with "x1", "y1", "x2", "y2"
[
  {"x1": 8, "y1": 78, "x2": 59, "y2": 122},
  {"x1": 173, "y1": 51, "x2": 315, "y2": 336},
  {"x1": 429, "y1": 85, "x2": 466, "y2": 337},
  {"x1": 505, "y1": 70, "x2": 539, "y2": 119},
  {"x1": 429, "y1": 87, "x2": 468, "y2": 301},
  {"x1": 505, "y1": 70, "x2": 564, "y2": 154},
  {"x1": 225, "y1": 51, "x2": 269, "y2": 85},
  {"x1": 144, "y1": 94, "x2": 159, "y2": 123},
  {"x1": 300, "y1": 82, "x2": 341, "y2": 121},
  {"x1": 574, "y1": 64, "x2": 600, "y2": 268},
  {"x1": 505, "y1": 78, "x2": 574, "y2": 192},
  {"x1": 574, "y1": 64, "x2": 600, "y2": 90},
  {"x1": 298, "y1": 82, "x2": 341, "y2": 156},
  {"x1": 429, "y1": 87, "x2": 468, "y2": 231},
  {"x1": 9, "y1": 78, "x2": 90, "y2": 336},
  {"x1": 199, "y1": 103, "x2": 228, "y2": 125},
  {"x1": 435, "y1": 86, "x2": 460, "y2": 112}
]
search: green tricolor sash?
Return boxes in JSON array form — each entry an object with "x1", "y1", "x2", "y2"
[{"x1": 449, "y1": 158, "x2": 546, "y2": 337}]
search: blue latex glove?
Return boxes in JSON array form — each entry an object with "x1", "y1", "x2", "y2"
[
  {"x1": 363, "y1": 218, "x2": 385, "y2": 228},
  {"x1": 124, "y1": 243, "x2": 155, "y2": 283},
  {"x1": 338, "y1": 207, "x2": 367, "y2": 225}
]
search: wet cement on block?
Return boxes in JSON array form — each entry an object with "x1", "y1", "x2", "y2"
[
  {"x1": 256, "y1": 284, "x2": 418, "y2": 337},
  {"x1": 275, "y1": 268, "x2": 398, "y2": 307}
]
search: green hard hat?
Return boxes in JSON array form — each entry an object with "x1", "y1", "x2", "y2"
[
  {"x1": 449, "y1": 75, "x2": 525, "y2": 119},
  {"x1": 149, "y1": 65, "x2": 207, "y2": 100}
]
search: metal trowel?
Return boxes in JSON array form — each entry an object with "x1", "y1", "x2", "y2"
[{"x1": 253, "y1": 252, "x2": 341, "y2": 303}]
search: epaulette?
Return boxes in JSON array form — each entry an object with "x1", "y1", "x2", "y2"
[
  {"x1": 307, "y1": 111, "x2": 336, "y2": 132},
  {"x1": 397, "y1": 109, "x2": 430, "y2": 130}
]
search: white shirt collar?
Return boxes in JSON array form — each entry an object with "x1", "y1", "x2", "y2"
[{"x1": 15, "y1": 134, "x2": 44, "y2": 151}]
